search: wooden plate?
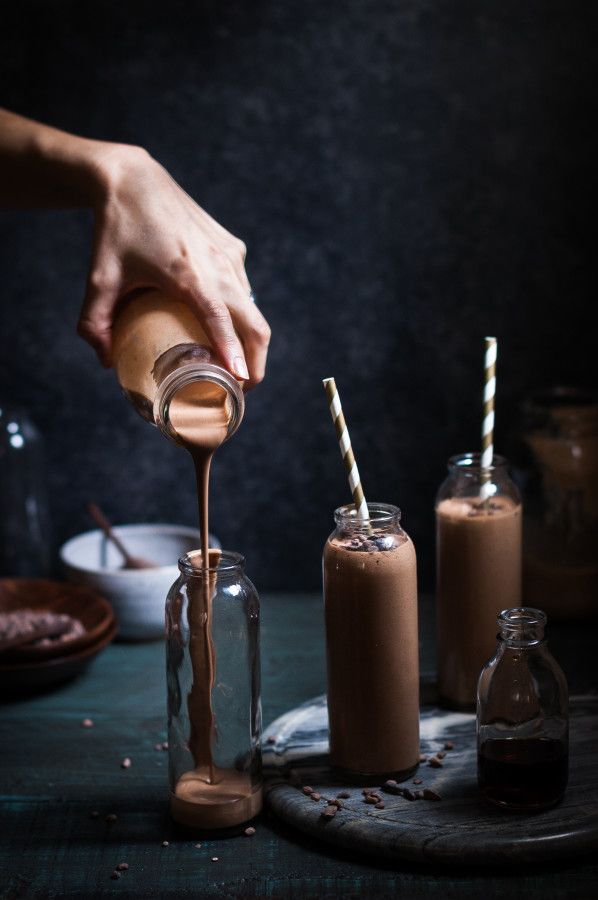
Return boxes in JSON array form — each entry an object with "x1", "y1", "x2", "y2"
[
  {"x1": 0, "y1": 620, "x2": 117, "y2": 692},
  {"x1": 0, "y1": 578, "x2": 115, "y2": 660}
]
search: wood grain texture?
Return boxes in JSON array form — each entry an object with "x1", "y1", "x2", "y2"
[
  {"x1": 0, "y1": 593, "x2": 597, "y2": 898},
  {"x1": 264, "y1": 697, "x2": 598, "y2": 866}
]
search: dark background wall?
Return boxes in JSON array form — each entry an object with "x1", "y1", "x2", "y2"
[{"x1": 0, "y1": 1, "x2": 595, "y2": 589}]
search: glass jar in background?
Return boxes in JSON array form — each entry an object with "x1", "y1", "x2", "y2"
[
  {"x1": 323, "y1": 502, "x2": 420, "y2": 779},
  {"x1": 0, "y1": 404, "x2": 51, "y2": 577},
  {"x1": 521, "y1": 387, "x2": 598, "y2": 619},
  {"x1": 112, "y1": 289, "x2": 244, "y2": 444},
  {"x1": 436, "y1": 453, "x2": 522, "y2": 710},
  {"x1": 166, "y1": 549, "x2": 262, "y2": 831},
  {"x1": 477, "y1": 607, "x2": 569, "y2": 811}
]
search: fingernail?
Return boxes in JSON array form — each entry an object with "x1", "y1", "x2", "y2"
[{"x1": 233, "y1": 356, "x2": 249, "y2": 381}]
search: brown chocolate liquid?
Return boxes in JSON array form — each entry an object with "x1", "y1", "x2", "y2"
[
  {"x1": 478, "y1": 737, "x2": 568, "y2": 810},
  {"x1": 323, "y1": 533, "x2": 420, "y2": 777},
  {"x1": 436, "y1": 497, "x2": 522, "y2": 709},
  {"x1": 167, "y1": 380, "x2": 261, "y2": 828}
]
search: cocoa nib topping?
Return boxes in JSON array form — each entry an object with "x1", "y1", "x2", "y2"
[
  {"x1": 302, "y1": 786, "x2": 314, "y2": 796},
  {"x1": 321, "y1": 805, "x2": 337, "y2": 819},
  {"x1": 428, "y1": 756, "x2": 443, "y2": 768},
  {"x1": 311, "y1": 792, "x2": 322, "y2": 802}
]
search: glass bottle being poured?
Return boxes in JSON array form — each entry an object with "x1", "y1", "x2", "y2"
[{"x1": 112, "y1": 290, "x2": 259, "y2": 829}]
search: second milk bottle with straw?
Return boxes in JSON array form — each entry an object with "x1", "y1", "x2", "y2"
[
  {"x1": 435, "y1": 337, "x2": 523, "y2": 709},
  {"x1": 322, "y1": 378, "x2": 420, "y2": 780}
]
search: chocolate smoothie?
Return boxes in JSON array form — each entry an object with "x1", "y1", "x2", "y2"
[
  {"x1": 436, "y1": 496, "x2": 522, "y2": 709},
  {"x1": 167, "y1": 383, "x2": 262, "y2": 828},
  {"x1": 323, "y1": 506, "x2": 420, "y2": 777}
]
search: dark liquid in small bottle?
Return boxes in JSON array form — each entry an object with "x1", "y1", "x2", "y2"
[{"x1": 478, "y1": 737, "x2": 568, "y2": 810}]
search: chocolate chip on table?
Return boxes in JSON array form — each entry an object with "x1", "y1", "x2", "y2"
[
  {"x1": 444, "y1": 741, "x2": 454, "y2": 751},
  {"x1": 320, "y1": 806, "x2": 337, "y2": 818},
  {"x1": 116, "y1": 862, "x2": 129, "y2": 871},
  {"x1": 161, "y1": 741, "x2": 169, "y2": 750},
  {"x1": 364, "y1": 795, "x2": 379, "y2": 805},
  {"x1": 428, "y1": 757, "x2": 443, "y2": 768},
  {"x1": 162, "y1": 841, "x2": 169, "y2": 847},
  {"x1": 423, "y1": 788, "x2": 442, "y2": 801},
  {"x1": 337, "y1": 791, "x2": 351, "y2": 799},
  {"x1": 82, "y1": 718, "x2": 93, "y2": 728},
  {"x1": 328, "y1": 799, "x2": 343, "y2": 808},
  {"x1": 419, "y1": 754, "x2": 427, "y2": 763},
  {"x1": 311, "y1": 792, "x2": 322, "y2": 802},
  {"x1": 111, "y1": 871, "x2": 121, "y2": 880},
  {"x1": 266, "y1": 736, "x2": 276, "y2": 744},
  {"x1": 211, "y1": 856, "x2": 219, "y2": 861},
  {"x1": 374, "y1": 801, "x2": 385, "y2": 809},
  {"x1": 413, "y1": 778, "x2": 423, "y2": 785},
  {"x1": 436, "y1": 751, "x2": 446, "y2": 759},
  {"x1": 195, "y1": 843, "x2": 202, "y2": 849},
  {"x1": 302, "y1": 786, "x2": 314, "y2": 796},
  {"x1": 244, "y1": 827, "x2": 256, "y2": 836},
  {"x1": 384, "y1": 779, "x2": 398, "y2": 789},
  {"x1": 105, "y1": 814, "x2": 118, "y2": 823},
  {"x1": 121, "y1": 757, "x2": 132, "y2": 769}
]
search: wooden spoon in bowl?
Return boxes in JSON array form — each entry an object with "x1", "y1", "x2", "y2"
[{"x1": 87, "y1": 503, "x2": 157, "y2": 570}]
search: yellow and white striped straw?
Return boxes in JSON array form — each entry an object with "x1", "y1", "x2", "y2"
[
  {"x1": 481, "y1": 336, "x2": 497, "y2": 499},
  {"x1": 323, "y1": 377, "x2": 369, "y2": 520}
]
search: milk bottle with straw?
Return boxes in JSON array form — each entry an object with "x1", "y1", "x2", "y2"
[
  {"x1": 322, "y1": 378, "x2": 420, "y2": 779},
  {"x1": 435, "y1": 337, "x2": 523, "y2": 710}
]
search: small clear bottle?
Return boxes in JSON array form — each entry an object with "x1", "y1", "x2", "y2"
[
  {"x1": 0, "y1": 405, "x2": 51, "y2": 577},
  {"x1": 323, "y1": 503, "x2": 420, "y2": 779},
  {"x1": 436, "y1": 453, "x2": 522, "y2": 709},
  {"x1": 166, "y1": 549, "x2": 263, "y2": 831},
  {"x1": 477, "y1": 607, "x2": 569, "y2": 810},
  {"x1": 112, "y1": 289, "x2": 244, "y2": 443}
]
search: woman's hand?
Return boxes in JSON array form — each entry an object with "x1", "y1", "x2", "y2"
[{"x1": 80, "y1": 145, "x2": 270, "y2": 387}]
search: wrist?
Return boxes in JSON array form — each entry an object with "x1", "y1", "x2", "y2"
[{"x1": 85, "y1": 142, "x2": 151, "y2": 207}]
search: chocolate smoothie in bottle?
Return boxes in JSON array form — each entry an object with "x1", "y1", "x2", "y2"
[
  {"x1": 323, "y1": 503, "x2": 420, "y2": 778},
  {"x1": 113, "y1": 290, "x2": 262, "y2": 829},
  {"x1": 435, "y1": 453, "x2": 522, "y2": 709}
]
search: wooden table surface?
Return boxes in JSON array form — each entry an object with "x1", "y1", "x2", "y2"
[{"x1": 1, "y1": 593, "x2": 597, "y2": 899}]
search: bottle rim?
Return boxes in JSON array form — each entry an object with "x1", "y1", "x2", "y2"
[
  {"x1": 497, "y1": 606, "x2": 547, "y2": 646},
  {"x1": 178, "y1": 549, "x2": 245, "y2": 576},
  {"x1": 334, "y1": 502, "x2": 401, "y2": 526},
  {"x1": 154, "y1": 362, "x2": 245, "y2": 444},
  {"x1": 448, "y1": 452, "x2": 508, "y2": 473}
]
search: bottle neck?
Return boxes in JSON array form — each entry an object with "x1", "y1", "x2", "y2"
[
  {"x1": 154, "y1": 363, "x2": 245, "y2": 443},
  {"x1": 179, "y1": 549, "x2": 245, "y2": 582},
  {"x1": 497, "y1": 607, "x2": 546, "y2": 649},
  {"x1": 333, "y1": 502, "x2": 402, "y2": 534}
]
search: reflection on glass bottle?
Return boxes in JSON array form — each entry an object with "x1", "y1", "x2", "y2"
[
  {"x1": 165, "y1": 549, "x2": 262, "y2": 831},
  {"x1": 0, "y1": 405, "x2": 51, "y2": 576},
  {"x1": 477, "y1": 608, "x2": 568, "y2": 811},
  {"x1": 521, "y1": 387, "x2": 598, "y2": 619}
]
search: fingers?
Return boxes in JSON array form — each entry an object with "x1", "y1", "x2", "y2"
[
  {"x1": 228, "y1": 298, "x2": 271, "y2": 390},
  {"x1": 78, "y1": 266, "x2": 120, "y2": 367}
]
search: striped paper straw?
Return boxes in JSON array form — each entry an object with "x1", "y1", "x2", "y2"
[
  {"x1": 481, "y1": 336, "x2": 497, "y2": 499},
  {"x1": 323, "y1": 377, "x2": 369, "y2": 520}
]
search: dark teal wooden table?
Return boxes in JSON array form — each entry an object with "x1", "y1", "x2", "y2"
[{"x1": 1, "y1": 594, "x2": 597, "y2": 898}]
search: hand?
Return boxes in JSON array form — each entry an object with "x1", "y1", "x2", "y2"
[{"x1": 79, "y1": 145, "x2": 270, "y2": 388}]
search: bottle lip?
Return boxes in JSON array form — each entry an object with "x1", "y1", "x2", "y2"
[
  {"x1": 497, "y1": 607, "x2": 547, "y2": 646},
  {"x1": 448, "y1": 452, "x2": 508, "y2": 472},
  {"x1": 178, "y1": 549, "x2": 245, "y2": 576},
  {"x1": 334, "y1": 502, "x2": 401, "y2": 526},
  {"x1": 154, "y1": 363, "x2": 245, "y2": 443}
]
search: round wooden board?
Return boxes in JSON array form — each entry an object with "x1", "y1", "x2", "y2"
[{"x1": 262, "y1": 695, "x2": 598, "y2": 867}]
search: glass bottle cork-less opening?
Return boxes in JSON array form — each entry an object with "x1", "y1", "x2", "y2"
[
  {"x1": 477, "y1": 606, "x2": 569, "y2": 811},
  {"x1": 154, "y1": 363, "x2": 244, "y2": 445},
  {"x1": 165, "y1": 550, "x2": 262, "y2": 832}
]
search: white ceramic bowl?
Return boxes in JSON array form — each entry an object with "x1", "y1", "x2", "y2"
[{"x1": 59, "y1": 524, "x2": 217, "y2": 640}]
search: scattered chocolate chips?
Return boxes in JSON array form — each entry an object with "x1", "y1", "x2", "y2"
[
  {"x1": 311, "y1": 792, "x2": 322, "y2": 802},
  {"x1": 444, "y1": 741, "x2": 454, "y2": 751},
  {"x1": 105, "y1": 814, "x2": 117, "y2": 823},
  {"x1": 328, "y1": 799, "x2": 343, "y2": 808},
  {"x1": 302, "y1": 786, "x2": 313, "y2": 796},
  {"x1": 423, "y1": 788, "x2": 442, "y2": 801},
  {"x1": 436, "y1": 751, "x2": 446, "y2": 760},
  {"x1": 121, "y1": 758, "x2": 131, "y2": 769},
  {"x1": 413, "y1": 778, "x2": 423, "y2": 785},
  {"x1": 211, "y1": 856, "x2": 219, "y2": 862},
  {"x1": 320, "y1": 806, "x2": 337, "y2": 818},
  {"x1": 161, "y1": 741, "x2": 169, "y2": 751},
  {"x1": 82, "y1": 718, "x2": 94, "y2": 728},
  {"x1": 403, "y1": 789, "x2": 417, "y2": 801},
  {"x1": 428, "y1": 757, "x2": 443, "y2": 768},
  {"x1": 116, "y1": 863, "x2": 129, "y2": 872},
  {"x1": 374, "y1": 801, "x2": 385, "y2": 809},
  {"x1": 111, "y1": 871, "x2": 121, "y2": 880},
  {"x1": 419, "y1": 754, "x2": 427, "y2": 763},
  {"x1": 244, "y1": 826, "x2": 256, "y2": 836},
  {"x1": 364, "y1": 795, "x2": 379, "y2": 805},
  {"x1": 337, "y1": 791, "x2": 351, "y2": 799},
  {"x1": 162, "y1": 841, "x2": 169, "y2": 847},
  {"x1": 384, "y1": 779, "x2": 398, "y2": 789},
  {"x1": 266, "y1": 736, "x2": 276, "y2": 745},
  {"x1": 195, "y1": 843, "x2": 202, "y2": 849}
]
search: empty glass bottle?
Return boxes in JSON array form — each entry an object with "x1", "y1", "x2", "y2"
[
  {"x1": 165, "y1": 549, "x2": 262, "y2": 831},
  {"x1": 477, "y1": 607, "x2": 569, "y2": 810}
]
